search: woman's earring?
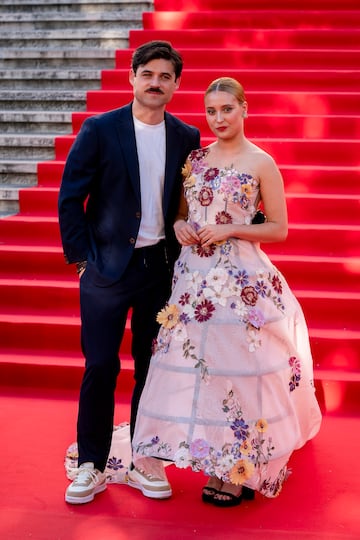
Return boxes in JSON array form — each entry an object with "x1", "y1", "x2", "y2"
[{"x1": 242, "y1": 110, "x2": 248, "y2": 118}]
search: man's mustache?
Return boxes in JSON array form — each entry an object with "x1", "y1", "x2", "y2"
[{"x1": 146, "y1": 87, "x2": 164, "y2": 94}]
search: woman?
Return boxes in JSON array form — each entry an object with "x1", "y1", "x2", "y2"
[{"x1": 129, "y1": 77, "x2": 322, "y2": 507}]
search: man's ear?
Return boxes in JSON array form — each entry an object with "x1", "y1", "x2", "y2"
[{"x1": 129, "y1": 69, "x2": 135, "y2": 86}]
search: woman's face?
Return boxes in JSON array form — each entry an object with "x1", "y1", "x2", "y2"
[{"x1": 205, "y1": 91, "x2": 247, "y2": 140}]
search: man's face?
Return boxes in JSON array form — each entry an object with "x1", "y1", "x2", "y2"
[{"x1": 129, "y1": 58, "x2": 181, "y2": 110}]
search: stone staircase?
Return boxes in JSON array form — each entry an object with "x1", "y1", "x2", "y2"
[{"x1": 0, "y1": 0, "x2": 153, "y2": 216}]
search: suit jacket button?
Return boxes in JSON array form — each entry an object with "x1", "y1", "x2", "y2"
[
  {"x1": 129, "y1": 237, "x2": 136, "y2": 245},
  {"x1": 135, "y1": 212, "x2": 141, "y2": 219}
]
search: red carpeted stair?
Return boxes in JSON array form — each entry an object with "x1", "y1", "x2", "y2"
[
  {"x1": 1, "y1": 0, "x2": 359, "y2": 415},
  {"x1": 0, "y1": 1, "x2": 360, "y2": 539}
]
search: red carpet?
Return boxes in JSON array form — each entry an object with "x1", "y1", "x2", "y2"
[
  {"x1": 0, "y1": 0, "x2": 359, "y2": 537},
  {"x1": 0, "y1": 384, "x2": 359, "y2": 540}
]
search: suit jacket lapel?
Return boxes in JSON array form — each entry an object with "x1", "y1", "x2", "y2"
[
  {"x1": 114, "y1": 104, "x2": 141, "y2": 202},
  {"x1": 163, "y1": 112, "x2": 183, "y2": 216}
]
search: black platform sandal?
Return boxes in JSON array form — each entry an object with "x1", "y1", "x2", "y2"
[
  {"x1": 212, "y1": 485, "x2": 255, "y2": 507},
  {"x1": 202, "y1": 477, "x2": 224, "y2": 503},
  {"x1": 242, "y1": 486, "x2": 255, "y2": 500},
  {"x1": 212, "y1": 490, "x2": 243, "y2": 507},
  {"x1": 202, "y1": 486, "x2": 220, "y2": 503}
]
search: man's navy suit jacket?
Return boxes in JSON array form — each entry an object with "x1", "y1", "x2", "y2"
[{"x1": 58, "y1": 103, "x2": 201, "y2": 286}]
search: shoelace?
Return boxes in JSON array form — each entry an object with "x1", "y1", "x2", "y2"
[{"x1": 73, "y1": 468, "x2": 99, "y2": 486}]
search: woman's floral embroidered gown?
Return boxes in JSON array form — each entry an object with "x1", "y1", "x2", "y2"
[{"x1": 132, "y1": 148, "x2": 322, "y2": 497}]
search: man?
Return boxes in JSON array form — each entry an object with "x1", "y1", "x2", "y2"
[{"x1": 58, "y1": 40, "x2": 200, "y2": 504}]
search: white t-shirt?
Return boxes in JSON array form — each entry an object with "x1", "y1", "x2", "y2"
[{"x1": 133, "y1": 116, "x2": 166, "y2": 248}]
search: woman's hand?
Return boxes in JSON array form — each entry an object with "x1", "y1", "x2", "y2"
[
  {"x1": 174, "y1": 220, "x2": 200, "y2": 246},
  {"x1": 198, "y1": 224, "x2": 230, "y2": 246}
]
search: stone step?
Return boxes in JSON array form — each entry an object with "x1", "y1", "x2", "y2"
[
  {"x1": 0, "y1": 134, "x2": 55, "y2": 159},
  {"x1": 0, "y1": 29, "x2": 132, "y2": 49},
  {"x1": 0, "y1": 48, "x2": 116, "y2": 69},
  {"x1": 0, "y1": 155, "x2": 48, "y2": 215},
  {"x1": 0, "y1": 158, "x2": 46, "y2": 218},
  {"x1": 0, "y1": 0, "x2": 153, "y2": 15},
  {"x1": 0, "y1": 11, "x2": 144, "y2": 31},
  {"x1": 0, "y1": 158, "x2": 43, "y2": 216},
  {"x1": 0, "y1": 90, "x2": 86, "y2": 110},
  {"x1": 0, "y1": 111, "x2": 72, "y2": 134},
  {"x1": 0, "y1": 200, "x2": 19, "y2": 216},
  {"x1": 0, "y1": 160, "x2": 38, "y2": 186},
  {"x1": 0, "y1": 69, "x2": 101, "y2": 90},
  {"x1": 0, "y1": 184, "x2": 30, "y2": 215},
  {"x1": 0, "y1": 0, "x2": 149, "y2": 216}
]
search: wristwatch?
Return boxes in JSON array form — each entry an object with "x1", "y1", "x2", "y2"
[{"x1": 75, "y1": 261, "x2": 87, "y2": 274}]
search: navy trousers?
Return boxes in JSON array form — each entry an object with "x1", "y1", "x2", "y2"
[{"x1": 77, "y1": 241, "x2": 172, "y2": 472}]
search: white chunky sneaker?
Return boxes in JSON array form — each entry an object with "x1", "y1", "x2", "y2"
[
  {"x1": 126, "y1": 458, "x2": 172, "y2": 499},
  {"x1": 65, "y1": 462, "x2": 107, "y2": 504}
]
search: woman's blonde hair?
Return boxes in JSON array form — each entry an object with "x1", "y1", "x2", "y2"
[{"x1": 204, "y1": 77, "x2": 246, "y2": 104}]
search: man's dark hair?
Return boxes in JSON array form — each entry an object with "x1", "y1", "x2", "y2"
[{"x1": 131, "y1": 40, "x2": 183, "y2": 80}]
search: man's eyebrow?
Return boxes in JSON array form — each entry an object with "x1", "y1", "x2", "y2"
[{"x1": 140, "y1": 69, "x2": 173, "y2": 77}]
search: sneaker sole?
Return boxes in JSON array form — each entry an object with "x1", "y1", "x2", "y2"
[
  {"x1": 65, "y1": 482, "x2": 107, "y2": 504},
  {"x1": 127, "y1": 477, "x2": 172, "y2": 499}
]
